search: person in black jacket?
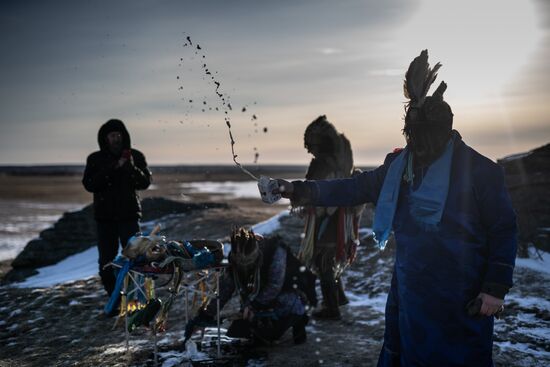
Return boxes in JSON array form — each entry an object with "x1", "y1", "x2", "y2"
[{"x1": 83, "y1": 119, "x2": 151, "y2": 296}]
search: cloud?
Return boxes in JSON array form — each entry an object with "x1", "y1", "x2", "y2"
[
  {"x1": 368, "y1": 69, "x2": 404, "y2": 77},
  {"x1": 0, "y1": 0, "x2": 548, "y2": 165},
  {"x1": 319, "y1": 48, "x2": 344, "y2": 55}
]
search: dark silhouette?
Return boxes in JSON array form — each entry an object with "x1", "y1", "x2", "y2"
[
  {"x1": 274, "y1": 50, "x2": 517, "y2": 366},
  {"x1": 82, "y1": 119, "x2": 151, "y2": 296},
  {"x1": 298, "y1": 115, "x2": 364, "y2": 320}
]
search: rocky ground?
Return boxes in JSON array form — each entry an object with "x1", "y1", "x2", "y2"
[{"x1": 0, "y1": 203, "x2": 549, "y2": 366}]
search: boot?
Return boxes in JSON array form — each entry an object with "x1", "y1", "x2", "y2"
[
  {"x1": 312, "y1": 307, "x2": 341, "y2": 320},
  {"x1": 313, "y1": 277, "x2": 341, "y2": 320},
  {"x1": 292, "y1": 314, "x2": 308, "y2": 344},
  {"x1": 336, "y1": 278, "x2": 349, "y2": 306}
]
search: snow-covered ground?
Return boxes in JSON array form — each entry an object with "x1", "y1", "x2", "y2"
[
  {"x1": 6, "y1": 209, "x2": 550, "y2": 366},
  {"x1": 14, "y1": 246, "x2": 99, "y2": 288},
  {"x1": 515, "y1": 249, "x2": 550, "y2": 275}
]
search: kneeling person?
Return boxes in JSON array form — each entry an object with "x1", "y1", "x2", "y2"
[{"x1": 186, "y1": 228, "x2": 312, "y2": 345}]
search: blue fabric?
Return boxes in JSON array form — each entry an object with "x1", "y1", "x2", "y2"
[
  {"x1": 372, "y1": 148, "x2": 408, "y2": 250},
  {"x1": 104, "y1": 256, "x2": 131, "y2": 315},
  {"x1": 183, "y1": 241, "x2": 199, "y2": 256},
  {"x1": 373, "y1": 134, "x2": 455, "y2": 249},
  {"x1": 301, "y1": 135, "x2": 518, "y2": 366},
  {"x1": 183, "y1": 241, "x2": 217, "y2": 268},
  {"x1": 192, "y1": 251, "x2": 215, "y2": 268},
  {"x1": 408, "y1": 135, "x2": 454, "y2": 230}
]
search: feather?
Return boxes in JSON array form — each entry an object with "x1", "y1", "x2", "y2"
[
  {"x1": 421, "y1": 62, "x2": 441, "y2": 102},
  {"x1": 404, "y1": 50, "x2": 429, "y2": 105},
  {"x1": 432, "y1": 81, "x2": 447, "y2": 101},
  {"x1": 403, "y1": 50, "x2": 442, "y2": 108}
]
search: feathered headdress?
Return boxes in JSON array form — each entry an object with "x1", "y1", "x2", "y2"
[
  {"x1": 404, "y1": 50, "x2": 446, "y2": 108},
  {"x1": 403, "y1": 50, "x2": 452, "y2": 127}
]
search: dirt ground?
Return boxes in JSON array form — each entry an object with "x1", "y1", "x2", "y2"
[
  {"x1": 1, "y1": 171, "x2": 548, "y2": 366},
  {"x1": 0, "y1": 170, "x2": 385, "y2": 366}
]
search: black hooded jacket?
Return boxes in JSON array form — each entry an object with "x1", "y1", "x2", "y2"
[{"x1": 82, "y1": 119, "x2": 151, "y2": 221}]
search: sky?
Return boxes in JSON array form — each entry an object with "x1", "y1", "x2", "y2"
[{"x1": 1, "y1": 0, "x2": 549, "y2": 166}]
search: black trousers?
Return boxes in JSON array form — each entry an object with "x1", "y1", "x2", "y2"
[
  {"x1": 228, "y1": 314, "x2": 307, "y2": 344},
  {"x1": 96, "y1": 220, "x2": 140, "y2": 295}
]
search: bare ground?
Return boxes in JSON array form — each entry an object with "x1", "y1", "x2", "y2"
[{"x1": 0, "y1": 173, "x2": 548, "y2": 366}]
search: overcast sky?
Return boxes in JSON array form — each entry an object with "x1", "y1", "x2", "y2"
[{"x1": 1, "y1": 0, "x2": 549, "y2": 166}]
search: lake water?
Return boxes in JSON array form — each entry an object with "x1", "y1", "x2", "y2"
[{"x1": 0, "y1": 200, "x2": 84, "y2": 261}]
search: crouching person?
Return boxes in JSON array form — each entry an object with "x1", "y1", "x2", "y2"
[{"x1": 185, "y1": 227, "x2": 314, "y2": 345}]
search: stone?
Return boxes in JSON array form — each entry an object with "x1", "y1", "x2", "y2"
[{"x1": 498, "y1": 143, "x2": 550, "y2": 256}]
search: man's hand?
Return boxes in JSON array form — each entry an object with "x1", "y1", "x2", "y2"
[
  {"x1": 116, "y1": 150, "x2": 134, "y2": 169},
  {"x1": 116, "y1": 157, "x2": 127, "y2": 168},
  {"x1": 478, "y1": 292, "x2": 504, "y2": 316},
  {"x1": 276, "y1": 179, "x2": 294, "y2": 199}
]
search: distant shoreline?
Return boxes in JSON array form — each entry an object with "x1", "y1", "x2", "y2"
[{"x1": 0, "y1": 164, "x2": 376, "y2": 176}]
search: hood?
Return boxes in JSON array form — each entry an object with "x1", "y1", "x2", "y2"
[{"x1": 97, "y1": 119, "x2": 131, "y2": 152}]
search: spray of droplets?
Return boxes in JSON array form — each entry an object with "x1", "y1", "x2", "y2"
[{"x1": 179, "y1": 35, "x2": 270, "y2": 180}]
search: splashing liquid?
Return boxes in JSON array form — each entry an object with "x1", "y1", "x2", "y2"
[{"x1": 182, "y1": 35, "x2": 259, "y2": 181}]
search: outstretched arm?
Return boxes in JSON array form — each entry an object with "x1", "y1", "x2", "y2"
[{"x1": 277, "y1": 154, "x2": 395, "y2": 207}]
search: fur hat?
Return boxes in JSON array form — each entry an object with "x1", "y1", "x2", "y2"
[{"x1": 123, "y1": 225, "x2": 166, "y2": 261}]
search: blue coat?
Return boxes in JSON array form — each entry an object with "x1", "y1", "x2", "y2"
[{"x1": 295, "y1": 136, "x2": 517, "y2": 366}]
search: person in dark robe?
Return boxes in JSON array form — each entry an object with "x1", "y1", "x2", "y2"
[
  {"x1": 299, "y1": 115, "x2": 364, "y2": 320},
  {"x1": 82, "y1": 119, "x2": 151, "y2": 297},
  {"x1": 272, "y1": 50, "x2": 517, "y2": 366}
]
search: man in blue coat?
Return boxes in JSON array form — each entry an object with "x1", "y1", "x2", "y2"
[{"x1": 274, "y1": 50, "x2": 517, "y2": 366}]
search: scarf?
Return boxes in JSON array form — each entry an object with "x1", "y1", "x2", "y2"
[{"x1": 373, "y1": 133, "x2": 456, "y2": 249}]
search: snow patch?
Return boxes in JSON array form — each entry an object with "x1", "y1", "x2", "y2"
[
  {"x1": 7, "y1": 324, "x2": 19, "y2": 332},
  {"x1": 495, "y1": 341, "x2": 550, "y2": 358},
  {"x1": 27, "y1": 317, "x2": 44, "y2": 324},
  {"x1": 507, "y1": 294, "x2": 550, "y2": 311},
  {"x1": 515, "y1": 250, "x2": 550, "y2": 275},
  {"x1": 355, "y1": 319, "x2": 383, "y2": 327},
  {"x1": 14, "y1": 247, "x2": 99, "y2": 288},
  {"x1": 9, "y1": 309, "x2": 22, "y2": 318},
  {"x1": 251, "y1": 210, "x2": 289, "y2": 235},
  {"x1": 346, "y1": 291, "x2": 387, "y2": 314},
  {"x1": 101, "y1": 346, "x2": 127, "y2": 355},
  {"x1": 158, "y1": 344, "x2": 209, "y2": 367}
]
